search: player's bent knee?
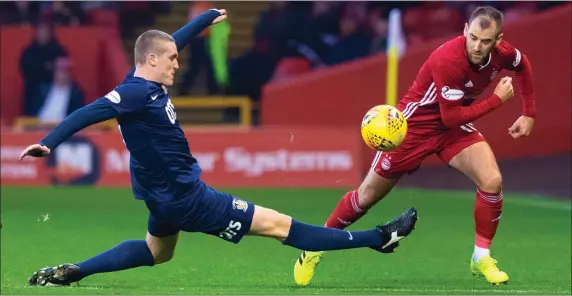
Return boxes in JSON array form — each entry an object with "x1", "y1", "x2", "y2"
[
  {"x1": 153, "y1": 251, "x2": 174, "y2": 265},
  {"x1": 146, "y1": 232, "x2": 178, "y2": 265},
  {"x1": 479, "y1": 172, "x2": 503, "y2": 193},
  {"x1": 249, "y1": 205, "x2": 292, "y2": 241}
]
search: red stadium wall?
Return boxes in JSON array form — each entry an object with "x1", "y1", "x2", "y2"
[
  {"x1": 1, "y1": 128, "x2": 362, "y2": 188},
  {"x1": 0, "y1": 26, "x2": 130, "y2": 125},
  {"x1": 261, "y1": 6, "x2": 571, "y2": 168}
]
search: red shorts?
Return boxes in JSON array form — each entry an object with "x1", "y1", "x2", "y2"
[{"x1": 371, "y1": 123, "x2": 486, "y2": 179}]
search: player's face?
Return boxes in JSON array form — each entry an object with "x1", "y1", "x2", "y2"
[
  {"x1": 464, "y1": 19, "x2": 503, "y2": 65},
  {"x1": 156, "y1": 41, "x2": 179, "y2": 86}
]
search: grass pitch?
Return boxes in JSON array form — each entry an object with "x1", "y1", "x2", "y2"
[{"x1": 1, "y1": 186, "x2": 570, "y2": 295}]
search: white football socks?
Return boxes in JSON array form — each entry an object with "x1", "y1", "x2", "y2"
[{"x1": 473, "y1": 246, "x2": 490, "y2": 261}]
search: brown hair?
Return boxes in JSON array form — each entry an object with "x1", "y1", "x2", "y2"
[
  {"x1": 134, "y1": 30, "x2": 175, "y2": 65},
  {"x1": 468, "y1": 6, "x2": 504, "y2": 34}
]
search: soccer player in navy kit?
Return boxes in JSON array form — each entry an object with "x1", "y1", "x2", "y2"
[{"x1": 21, "y1": 9, "x2": 418, "y2": 287}]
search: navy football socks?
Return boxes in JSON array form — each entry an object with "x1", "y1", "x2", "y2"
[
  {"x1": 282, "y1": 219, "x2": 382, "y2": 251},
  {"x1": 75, "y1": 240, "x2": 154, "y2": 280}
]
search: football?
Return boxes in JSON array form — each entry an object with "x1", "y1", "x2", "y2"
[{"x1": 360, "y1": 104, "x2": 408, "y2": 151}]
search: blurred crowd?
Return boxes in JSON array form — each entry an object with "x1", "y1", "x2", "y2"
[
  {"x1": 18, "y1": 23, "x2": 83, "y2": 122},
  {"x1": 0, "y1": 1, "x2": 172, "y2": 37},
  {"x1": 227, "y1": 1, "x2": 563, "y2": 103},
  {"x1": 1, "y1": 1, "x2": 171, "y2": 124},
  {"x1": 1, "y1": 1, "x2": 564, "y2": 124},
  {"x1": 248, "y1": 1, "x2": 563, "y2": 68}
]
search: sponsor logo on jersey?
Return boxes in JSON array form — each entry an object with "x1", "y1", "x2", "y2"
[
  {"x1": 105, "y1": 90, "x2": 121, "y2": 104},
  {"x1": 441, "y1": 86, "x2": 464, "y2": 101}
]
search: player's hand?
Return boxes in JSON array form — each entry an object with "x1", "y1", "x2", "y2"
[
  {"x1": 508, "y1": 115, "x2": 535, "y2": 139},
  {"x1": 210, "y1": 9, "x2": 227, "y2": 24},
  {"x1": 19, "y1": 144, "x2": 51, "y2": 160},
  {"x1": 494, "y1": 76, "x2": 514, "y2": 103}
]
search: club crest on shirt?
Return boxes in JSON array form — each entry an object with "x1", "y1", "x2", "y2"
[
  {"x1": 490, "y1": 68, "x2": 499, "y2": 80},
  {"x1": 381, "y1": 155, "x2": 392, "y2": 170},
  {"x1": 232, "y1": 198, "x2": 248, "y2": 212}
]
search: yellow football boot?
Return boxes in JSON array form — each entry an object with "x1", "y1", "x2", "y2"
[
  {"x1": 294, "y1": 251, "x2": 325, "y2": 286},
  {"x1": 470, "y1": 255, "x2": 509, "y2": 285}
]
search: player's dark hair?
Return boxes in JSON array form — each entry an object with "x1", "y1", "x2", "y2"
[
  {"x1": 134, "y1": 30, "x2": 175, "y2": 65},
  {"x1": 468, "y1": 6, "x2": 504, "y2": 35}
]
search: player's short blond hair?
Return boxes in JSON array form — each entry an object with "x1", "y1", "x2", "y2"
[{"x1": 134, "y1": 30, "x2": 175, "y2": 66}]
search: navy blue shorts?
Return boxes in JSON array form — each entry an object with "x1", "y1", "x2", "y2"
[{"x1": 146, "y1": 182, "x2": 255, "y2": 244}]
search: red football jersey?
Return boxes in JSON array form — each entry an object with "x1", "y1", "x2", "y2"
[{"x1": 397, "y1": 35, "x2": 534, "y2": 135}]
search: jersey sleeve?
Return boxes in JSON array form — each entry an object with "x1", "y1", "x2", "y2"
[
  {"x1": 39, "y1": 98, "x2": 119, "y2": 150},
  {"x1": 103, "y1": 81, "x2": 149, "y2": 115},
  {"x1": 172, "y1": 10, "x2": 220, "y2": 52},
  {"x1": 433, "y1": 58, "x2": 503, "y2": 128},
  {"x1": 497, "y1": 40, "x2": 524, "y2": 71},
  {"x1": 497, "y1": 40, "x2": 537, "y2": 117}
]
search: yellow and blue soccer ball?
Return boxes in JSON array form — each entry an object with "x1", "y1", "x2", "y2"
[{"x1": 360, "y1": 105, "x2": 407, "y2": 151}]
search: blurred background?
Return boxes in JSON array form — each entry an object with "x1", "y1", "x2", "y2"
[{"x1": 0, "y1": 1, "x2": 570, "y2": 198}]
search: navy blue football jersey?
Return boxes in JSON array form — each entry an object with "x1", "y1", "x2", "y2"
[{"x1": 102, "y1": 73, "x2": 202, "y2": 202}]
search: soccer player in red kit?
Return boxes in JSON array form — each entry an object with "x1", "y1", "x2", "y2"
[{"x1": 294, "y1": 6, "x2": 535, "y2": 286}]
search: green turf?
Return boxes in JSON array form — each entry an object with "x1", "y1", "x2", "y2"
[{"x1": 1, "y1": 186, "x2": 570, "y2": 295}]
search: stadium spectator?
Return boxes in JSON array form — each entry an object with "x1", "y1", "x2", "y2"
[
  {"x1": 179, "y1": 1, "x2": 220, "y2": 95},
  {"x1": 322, "y1": 3, "x2": 372, "y2": 66},
  {"x1": 228, "y1": 37, "x2": 277, "y2": 103},
  {"x1": 0, "y1": 1, "x2": 40, "y2": 26},
  {"x1": 41, "y1": 1, "x2": 83, "y2": 26},
  {"x1": 367, "y1": 6, "x2": 389, "y2": 54},
  {"x1": 289, "y1": 2, "x2": 343, "y2": 66},
  {"x1": 35, "y1": 57, "x2": 85, "y2": 123},
  {"x1": 253, "y1": 1, "x2": 301, "y2": 60},
  {"x1": 19, "y1": 23, "x2": 69, "y2": 117}
]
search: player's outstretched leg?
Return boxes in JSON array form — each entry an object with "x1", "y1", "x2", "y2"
[
  {"x1": 28, "y1": 239, "x2": 155, "y2": 286},
  {"x1": 248, "y1": 204, "x2": 417, "y2": 253},
  {"x1": 28, "y1": 229, "x2": 179, "y2": 286},
  {"x1": 294, "y1": 170, "x2": 400, "y2": 286},
  {"x1": 446, "y1": 141, "x2": 509, "y2": 286}
]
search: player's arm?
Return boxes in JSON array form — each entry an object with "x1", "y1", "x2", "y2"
[
  {"x1": 38, "y1": 99, "x2": 118, "y2": 150},
  {"x1": 500, "y1": 44, "x2": 536, "y2": 118},
  {"x1": 37, "y1": 82, "x2": 147, "y2": 152},
  {"x1": 171, "y1": 9, "x2": 223, "y2": 52},
  {"x1": 434, "y1": 60, "x2": 505, "y2": 128}
]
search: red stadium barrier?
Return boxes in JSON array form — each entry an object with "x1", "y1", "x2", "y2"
[
  {"x1": 0, "y1": 26, "x2": 130, "y2": 126},
  {"x1": 261, "y1": 5, "x2": 571, "y2": 167},
  {"x1": 0, "y1": 128, "x2": 363, "y2": 188}
]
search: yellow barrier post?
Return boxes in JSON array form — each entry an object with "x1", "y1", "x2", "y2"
[
  {"x1": 385, "y1": 46, "x2": 399, "y2": 107},
  {"x1": 385, "y1": 8, "x2": 405, "y2": 107},
  {"x1": 170, "y1": 96, "x2": 252, "y2": 127}
]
